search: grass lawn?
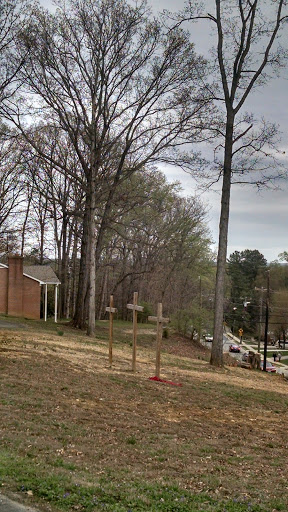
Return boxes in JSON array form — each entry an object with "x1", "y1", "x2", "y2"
[
  {"x1": 0, "y1": 316, "x2": 287, "y2": 512},
  {"x1": 259, "y1": 350, "x2": 288, "y2": 362}
]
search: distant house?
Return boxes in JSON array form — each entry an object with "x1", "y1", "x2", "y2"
[{"x1": 0, "y1": 255, "x2": 60, "y2": 321}]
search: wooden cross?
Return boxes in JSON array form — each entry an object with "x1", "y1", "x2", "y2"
[
  {"x1": 105, "y1": 295, "x2": 117, "y2": 367},
  {"x1": 127, "y1": 292, "x2": 144, "y2": 372},
  {"x1": 148, "y1": 303, "x2": 169, "y2": 378}
]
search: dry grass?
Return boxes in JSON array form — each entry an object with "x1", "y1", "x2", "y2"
[{"x1": 0, "y1": 317, "x2": 287, "y2": 512}]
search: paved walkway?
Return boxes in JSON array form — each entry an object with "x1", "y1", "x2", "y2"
[{"x1": 0, "y1": 494, "x2": 40, "y2": 512}]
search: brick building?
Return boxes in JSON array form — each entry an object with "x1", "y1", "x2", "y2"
[{"x1": 0, "y1": 255, "x2": 60, "y2": 321}]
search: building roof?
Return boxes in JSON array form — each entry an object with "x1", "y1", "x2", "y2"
[{"x1": 23, "y1": 265, "x2": 61, "y2": 285}]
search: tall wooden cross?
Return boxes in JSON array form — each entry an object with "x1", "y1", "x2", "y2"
[
  {"x1": 105, "y1": 295, "x2": 117, "y2": 367},
  {"x1": 127, "y1": 292, "x2": 144, "y2": 372},
  {"x1": 148, "y1": 303, "x2": 169, "y2": 378}
]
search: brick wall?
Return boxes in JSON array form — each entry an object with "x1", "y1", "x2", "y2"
[
  {"x1": 23, "y1": 276, "x2": 41, "y2": 319},
  {"x1": 0, "y1": 256, "x2": 42, "y2": 320},
  {"x1": 7, "y1": 256, "x2": 23, "y2": 317},
  {"x1": 0, "y1": 268, "x2": 8, "y2": 314}
]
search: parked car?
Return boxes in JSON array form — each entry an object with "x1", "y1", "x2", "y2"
[
  {"x1": 260, "y1": 361, "x2": 276, "y2": 373},
  {"x1": 229, "y1": 344, "x2": 241, "y2": 353},
  {"x1": 204, "y1": 334, "x2": 213, "y2": 342},
  {"x1": 242, "y1": 352, "x2": 249, "y2": 361}
]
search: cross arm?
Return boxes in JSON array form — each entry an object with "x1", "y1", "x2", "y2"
[
  {"x1": 106, "y1": 307, "x2": 118, "y2": 313},
  {"x1": 148, "y1": 316, "x2": 170, "y2": 324},
  {"x1": 127, "y1": 304, "x2": 144, "y2": 312}
]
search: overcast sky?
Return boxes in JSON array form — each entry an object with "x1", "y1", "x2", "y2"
[
  {"x1": 151, "y1": 0, "x2": 288, "y2": 263},
  {"x1": 40, "y1": 0, "x2": 288, "y2": 263}
]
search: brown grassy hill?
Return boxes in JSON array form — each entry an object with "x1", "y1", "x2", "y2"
[{"x1": 0, "y1": 318, "x2": 287, "y2": 512}]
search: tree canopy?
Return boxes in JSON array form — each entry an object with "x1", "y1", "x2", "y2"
[
  {"x1": 226, "y1": 249, "x2": 267, "y2": 334},
  {"x1": 4, "y1": 0, "x2": 215, "y2": 334}
]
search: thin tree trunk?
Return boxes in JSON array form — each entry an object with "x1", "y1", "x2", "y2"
[
  {"x1": 71, "y1": 227, "x2": 79, "y2": 318},
  {"x1": 59, "y1": 219, "x2": 69, "y2": 318},
  {"x1": 65, "y1": 268, "x2": 71, "y2": 319},
  {"x1": 64, "y1": 224, "x2": 75, "y2": 318},
  {"x1": 21, "y1": 186, "x2": 33, "y2": 257},
  {"x1": 210, "y1": 110, "x2": 234, "y2": 366},
  {"x1": 97, "y1": 267, "x2": 108, "y2": 320}
]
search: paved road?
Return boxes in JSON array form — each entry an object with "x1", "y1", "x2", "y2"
[
  {"x1": 204, "y1": 332, "x2": 288, "y2": 376},
  {"x1": 224, "y1": 332, "x2": 288, "y2": 376},
  {"x1": 0, "y1": 494, "x2": 40, "y2": 512}
]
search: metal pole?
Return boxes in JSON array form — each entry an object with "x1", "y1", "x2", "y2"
[
  {"x1": 257, "y1": 287, "x2": 263, "y2": 353},
  {"x1": 263, "y1": 272, "x2": 270, "y2": 372}
]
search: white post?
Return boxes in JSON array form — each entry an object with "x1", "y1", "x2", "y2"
[
  {"x1": 54, "y1": 284, "x2": 58, "y2": 323},
  {"x1": 44, "y1": 283, "x2": 48, "y2": 322}
]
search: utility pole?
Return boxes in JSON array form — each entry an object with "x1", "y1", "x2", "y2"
[
  {"x1": 263, "y1": 272, "x2": 270, "y2": 372},
  {"x1": 232, "y1": 307, "x2": 237, "y2": 334},
  {"x1": 255, "y1": 286, "x2": 266, "y2": 354}
]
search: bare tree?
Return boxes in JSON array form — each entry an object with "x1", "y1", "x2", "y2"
[
  {"x1": 172, "y1": 0, "x2": 288, "y2": 365},
  {"x1": 0, "y1": 1, "x2": 31, "y2": 257},
  {"x1": 19, "y1": 128, "x2": 85, "y2": 317},
  {"x1": 0, "y1": 132, "x2": 26, "y2": 250},
  {"x1": 0, "y1": 0, "x2": 29, "y2": 109},
  {"x1": 8, "y1": 0, "x2": 214, "y2": 334}
]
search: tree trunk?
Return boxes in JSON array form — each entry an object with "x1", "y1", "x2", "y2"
[
  {"x1": 97, "y1": 267, "x2": 108, "y2": 320},
  {"x1": 210, "y1": 110, "x2": 234, "y2": 366},
  {"x1": 72, "y1": 201, "x2": 91, "y2": 329},
  {"x1": 64, "y1": 224, "x2": 75, "y2": 318},
  {"x1": 71, "y1": 228, "x2": 79, "y2": 318},
  {"x1": 59, "y1": 219, "x2": 68, "y2": 319},
  {"x1": 87, "y1": 182, "x2": 96, "y2": 336},
  {"x1": 21, "y1": 186, "x2": 33, "y2": 257},
  {"x1": 39, "y1": 218, "x2": 45, "y2": 265}
]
